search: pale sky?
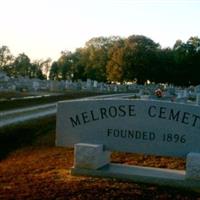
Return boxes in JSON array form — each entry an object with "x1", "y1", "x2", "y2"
[{"x1": 0, "y1": 0, "x2": 200, "y2": 61}]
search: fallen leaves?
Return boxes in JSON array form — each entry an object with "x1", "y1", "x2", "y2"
[{"x1": 0, "y1": 147, "x2": 199, "y2": 200}]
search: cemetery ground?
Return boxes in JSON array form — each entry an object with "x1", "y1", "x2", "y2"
[
  {"x1": 1, "y1": 117, "x2": 200, "y2": 199},
  {"x1": 0, "y1": 91, "x2": 103, "y2": 111}
]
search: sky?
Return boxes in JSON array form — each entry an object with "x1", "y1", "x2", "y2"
[{"x1": 0, "y1": 0, "x2": 200, "y2": 61}]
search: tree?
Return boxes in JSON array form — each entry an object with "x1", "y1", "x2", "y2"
[
  {"x1": 49, "y1": 61, "x2": 59, "y2": 80},
  {"x1": 106, "y1": 39, "x2": 125, "y2": 83},
  {"x1": 68, "y1": 49, "x2": 86, "y2": 81},
  {"x1": 52, "y1": 35, "x2": 199, "y2": 86},
  {"x1": 83, "y1": 36, "x2": 121, "y2": 82},
  {"x1": 12, "y1": 53, "x2": 33, "y2": 77},
  {"x1": 185, "y1": 37, "x2": 200, "y2": 85},
  {"x1": 40, "y1": 58, "x2": 52, "y2": 78},
  {"x1": 107, "y1": 35, "x2": 160, "y2": 84},
  {"x1": 0, "y1": 46, "x2": 14, "y2": 75},
  {"x1": 31, "y1": 60, "x2": 47, "y2": 79},
  {"x1": 152, "y1": 48, "x2": 175, "y2": 84},
  {"x1": 57, "y1": 51, "x2": 73, "y2": 80},
  {"x1": 173, "y1": 37, "x2": 200, "y2": 86}
]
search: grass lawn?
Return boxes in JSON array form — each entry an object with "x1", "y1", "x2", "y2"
[
  {"x1": 0, "y1": 116, "x2": 56, "y2": 159},
  {"x1": 0, "y1": 116, "x2": 200, "y2": 199},
  {"x1": 0, "y1": 91, "x2": 103, "y2": 111}
]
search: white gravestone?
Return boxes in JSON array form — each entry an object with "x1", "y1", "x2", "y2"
[{"x1": 93, "y1": 80, "x2": 98, "y2": 88}]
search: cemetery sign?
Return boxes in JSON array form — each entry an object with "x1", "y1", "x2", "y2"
[{"x1": 56, "y1": 99, "x2": 200, "y2": 157}]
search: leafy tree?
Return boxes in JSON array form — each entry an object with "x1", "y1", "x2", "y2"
[
  {"x1": 127, "y1": 35, "x2": 160, "y2": 84},
  {"x1": 106, "y1": 38, "x2": 125, "y2": 83},
  {"x1": 57, "y1": 51, "x2": 74, "y2": 80},
  {"x1": 31, "y1": 60, "x2": 47, "y2": 79},
  {"x1": 12, "y1": 53, "x2": 31, "y2": 77},
  {"x1": 173, "y1": 37, "x2": 200, "y2": 86},
  {"x1": 83, "y1": 36, "x2": 121, "y2": 82},
  {"x1": 40, "y1": 58, "x2": 52, "y2": 78},
  {"x1": 49, "y1": 35, "x2": 200, "y2": 86},
  {"x1": 186, "y1": 36, "x2": 200, "y2": 85},
  {"x1": 12, "y1": 53, "x2": 45, "y2": 78},
  {"x1": 69, "y1": 49, "x2": 86, "y2": 81},
  {"x1": 49, "y1": 61, "x2": 59, "y2": 80},
  {"x1": 0, "y1": 46, "x2": 14, "y2": 74},
  {"x1": 152, "y1": 48, "x2": 175, "y2": 84},
  {"x1": 172, "y1": 39, "x2": 188, "y2": 85},
  {"x1": 107, "y1": 35, "x2": 160, "y2": 84}
]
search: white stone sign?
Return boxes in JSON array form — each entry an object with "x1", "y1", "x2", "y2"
[
  {"x1": 56, "y1": 99, "x2": 200, "y2": 190},
  {"x1": 56, "y1": 99, "x2": 200, "y2": 157}
]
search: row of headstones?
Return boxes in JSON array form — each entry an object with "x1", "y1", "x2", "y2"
[
  {"x1": 1, "y1": 70, "x2": 200, "y2": 100},
  {"x1": 0, "y1": 75, "x2": 126, "y2": 93},
  {"x1": 136, "y1": 85, "x2": 200, "y2": 105},
  {"x1": 0, "y1": 71, "x2": 146, "y2": 93}
]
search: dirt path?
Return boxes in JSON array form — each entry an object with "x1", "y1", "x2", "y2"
[{"x1": 0, "y1": 147, "x2": 199, "y2": 200}]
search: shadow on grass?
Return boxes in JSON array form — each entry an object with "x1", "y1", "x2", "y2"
[
  {"x1": 0, "y1": 91, "x2": 102, "y2": 111},
  {"x1": 0, "y1": 116, "x2": 56, "y2": 160}
]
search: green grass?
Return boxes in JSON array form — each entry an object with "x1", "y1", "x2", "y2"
[
  {"x1": 0, "y1": 116, "x2": 56, "y2": 160},
  {"x1": 0, "y1": 91, "x2": 105, "y2": 159},
  {"x1": 0, "y1": 91, "x2": 102, "y2": 111},
  {"x1": 0, "y1": 91, "x2": 30, "y2": 99}
]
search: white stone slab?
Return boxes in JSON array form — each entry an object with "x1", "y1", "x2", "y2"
[
  {"x1": 186, "y1": 152, "x2": 200, "y2": 180},
  {"x1": 74, "y1": 143, "x2": 110, "y2": 169},
  {"x1": 56, "y1": 99, "x2": 200, "y2": 157},
  {"x1": 71, "y1": 163, "x2": 200, "y2": 191}
]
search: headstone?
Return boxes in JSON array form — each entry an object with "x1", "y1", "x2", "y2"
[
  {"x1": 0, "y1": 70, "x2": 9, "y2": 82},
  {"x1": 86, "y1": 79, "x2": 92, "y2": 89},
  {"x1": 99, "y1": 83, "x2": 104, "y2": 91},
  {"x1": 93, "y1": 80, "x2": 98, "y2": 88},
  {"x1": 175, "y1": 89, "x2": 188, "y2": 103},
  {"x1": 183, "y1": 89, "x2": 188, "y2": 97},
  {"x1": 195, "y1": 85, "x2": 200, "y2": 94},
  {"x1": 33, "y1": 80, "x2": 40, "y2": 91},
  {"x1": 197, "y1": 94, "x2": 200, "y2": 105},
  {"x1": 50, "y1": 80, "x2": 60, "y2": 91},
  {"x1": 114, "y1": 85, "x2": 118, "y2": 92},
  {"x1": 168, "y1": 87, "x2": 176, "y2": 96}
]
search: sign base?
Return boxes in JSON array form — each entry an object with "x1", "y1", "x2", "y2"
[{"x1": 71, "y1": 163, "x2": 200, "y2": 192}]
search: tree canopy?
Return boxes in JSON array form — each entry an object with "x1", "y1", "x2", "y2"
[
  {"x1": 49, "y1": 35, "x2": 200, "y2": 86},
  {"x1": 0, "y1": 46, "x2": 46, "y2": 79},
  {"x1": 1, "y1": 34, "x2": 200, "y2": 86}
]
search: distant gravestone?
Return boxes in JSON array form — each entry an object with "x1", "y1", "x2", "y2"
[
  {"x1": 195, "y1": 85, "x2": 200, "y2": 94},
  {"x1": 33, "y1": 81, "x2": 40, "y2": 91},
  {"x1": 56, "y1": 99, "x2": 200, "y2": 191},
  {"x1": 50, "y1": 81, "x2": 59, "y2": 91},
  {"x1": 86, "y1": 79, "x2": 92, "y2": 89},
  {"x1": 0, "y1": 70, "x2": 9, "y2": 82},
  {"x1": 93, "y1": 80, "x2": 98, "y2": 88},
  {"x1": 197, "y1": 94, "x2": 200, "y2": 105},
  {"x1": 168, "y1": 87, "x2": 176, "y2": 96}
]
